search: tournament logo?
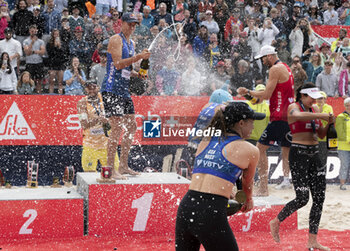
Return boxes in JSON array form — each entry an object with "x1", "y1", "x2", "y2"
[{"x1": 143, "y1": 119, "x2": 161, "y2": 138}]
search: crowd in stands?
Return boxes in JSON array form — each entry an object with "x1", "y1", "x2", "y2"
[{"x1": 0, "y1": 0, "x2": 350, "y2": 97}]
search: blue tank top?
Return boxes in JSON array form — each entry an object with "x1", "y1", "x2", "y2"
[
  {"x1": 188, "y1": 103, "x2": 219, "y2": 146},
  {"x1": 192, "y1": 135, "x2": 243, "y2": 184},
  {"x1": 101, "y1": 33, "x2": 135, "y2": 97}
]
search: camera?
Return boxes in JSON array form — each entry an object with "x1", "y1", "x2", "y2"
[{"x1": 309, "y1": 48, "x2": 315, "y2": 53}]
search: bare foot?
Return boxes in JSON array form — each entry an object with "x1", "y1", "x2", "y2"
[
  {"x1": 119, "y1": 167, "x2": 140, "y2": 176},
  {"x1": 270, "y1": 218, "x2": 280, "y2": 243},
  {"x1": 307, "y1": 242, "x2": 330, "y2": 251},
  {"x1": 111, "y1": 170, "x2": 127, "y2": 180}
]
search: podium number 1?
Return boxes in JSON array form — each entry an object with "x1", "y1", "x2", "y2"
[
  {"x1": 132, "y1": 193, "x2": 154, "y2": 231},
  {"x1": 19, "y1": 209, "x2": 37, "y2": 234}
]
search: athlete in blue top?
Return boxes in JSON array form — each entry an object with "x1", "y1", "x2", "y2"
[
  {"x1": 100, "y1": 13, "x2": 151, "y2": 179},
  {"x1": 175, "y1": 102, "x2": 265, "y2": 250}
]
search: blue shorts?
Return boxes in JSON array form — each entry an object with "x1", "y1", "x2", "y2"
[
  {"x1": 102, "y1": 92, "x2": 135, "y2": 117},
  {"x1": 258, "y1": 121, "x2": 292, "y2": 147}
]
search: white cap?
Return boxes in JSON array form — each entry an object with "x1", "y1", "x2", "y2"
[
  {"x1": 255, "y1": 45, "x2": 277, "y2": 59},
  {"x1": 300, "y1": 88, "x2": 323, "y2": 99}
]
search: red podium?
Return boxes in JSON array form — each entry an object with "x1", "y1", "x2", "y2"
[
  {"x1": 0, "y1": 187, "x2": 84, "y2": 239},
  {"x1": 76, "y1": 172, "x2": 190, "y2": 237}
]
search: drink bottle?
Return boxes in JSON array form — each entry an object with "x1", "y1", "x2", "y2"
[
  {"x1": 139, "y1": 59, "x2": 149, "y2": 78},
  {"x1": 244, "y1": 92, "x2": 259, "y2": 105},
  {"x1": 327, "y1": 123, "x2": 337, "y2": 149}
]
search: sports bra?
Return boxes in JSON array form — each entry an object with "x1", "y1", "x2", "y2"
[
  {"x1": 289, "y1": 102, "x2": 322, "y2": 134},
  {"x1": 192, "y1": 135, "x2": 243, "y2": 184}
]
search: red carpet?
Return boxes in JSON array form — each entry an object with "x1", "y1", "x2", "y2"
[{"x1": 0, "y1": 229, "x2": 348, "y2": 251}]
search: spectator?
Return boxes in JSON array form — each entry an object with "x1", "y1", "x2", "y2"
[
  {"x1": 192, "y1": 25, "x2": 209, "y2": 59},
  {"x1": 228, "y1": 24, "x2": 240, "y2": 49},
  {"x1": 172, "y1": 0, "x2": 188, "y2": 23},
  {"x1": 42, "y1": 0, "x2": 61, "y2": 43},
  {"x1": 285, "y1": 2, "x2": 304, "y2": 35},
  {"x1": 331, "y1": 28, "x2": 347, "y2": 52},
  {"x1": 32, "y1": 6, "x2": 45, "y2": 39},
  {"x1": 10, "y1": 0, "x2": 34, "y2": 45},
  {"x1": 17, "y1": 71, "x2": 35, "y2": 94},
  {"x1": 0, "y1": 2, "x2": 10, "y2": 40},
  {"x1": 338, "y1": 38, "x2": 350, "y2": 58},
  {"x1": 23, "y1": 24, "x2": 46, "y2": 94},
  {"x1": 46, "y1": 29, "x2": 68, "y2": 94},
  {"x1": 69, "y1": 5, "x2": 85, "y2": 31},
  {"x1": 231, "y1": 31, "x2": 252, "y2": 72},
  {"x1": 338, "y1": 61, "x2": 350, "y2": 98},
  {"x1": 182, "y1": 9, "x2": 197, "y2": 44},
  {"x1": 273, "y1": 37, "x2": 291, "y2": 65},
  {"x1": 89, "y1": 49, "x2": 107, "y2": 87},
  {"x1": 230, "y1": 59, "x2": 254, "y2": 96},
  {"x1": 180, "y1": 56, "x2": 202, "y2": 96},
  {"x1": 60, "y1": 17, "x2": 72, "y2": 44},
  {"x1": 207, "y1": 60, "x2": 230, "y2": 93},
  {"x1": 250, "y1": 1, "x2": 265, "y2": 20},
  {"x1": 61, "y1": 7, "x2": 70, "y2": 19},
  {"x1": 0, "y1": 28, "x2": 22, "y2": 75},
  {"x1": 155, "y1": 56, "x2": 181, "y2": 95},
  {"x1": 200, "y1": 10, "x2": 219, "y2": 35},
  {"x1": 305, "y1": 4, "x2": 323, "y2": 25},
  {"x1": 63, "y1": 56, "x2": 86, "y2": 95},
  {"x1": 85, "y1": 15, "x2": 108, "y2": 42},
  {"x1": 316, "y1": 60, "x2": 338, "y2": 97},
  {"x1": 339, "y1": 0, "x2": 350, "y2": 25},
  {"x1": 68, "y1": 1, "x2": 87, "y2": 16},
  {"x1": 158, "y1": 19, "x2": 172, "y2": 39},
  {"x1": 205, "y1": 33, "x2": 220, "y2": 69},
  {"x1": 69, "y1": 26, "x2": 91, "y2": 73},
  {"x1": 319, "y1": 42, "x2": 331, "y2": 66},
  {"x1": 290, "y1": 55, "x2": 308, "y2": 93},
  {"x1": 0, "y1": 52, "x2": 17, "y2": 94},
  {"x1": 111, "y1": 8, "x2": 122, "y2": 35},
  {"x1": 244, "y1": 17, "x2": 261, "y2": 60},
  {"x1": 154, "y1": 3, "x2": 173, "y2": 25},
  {"x1": 258, "y1": 17, "x2": 279, "y2": 47},
  {"x1": 303, "y1": 52, "x2": 323, "y2": 84},
  {"x1": 289, "y1": 18, "x2": 316, "y2": 58},
  {"x1": 224, "y1": 8, "x2": 244, "y2": 42},
  {"x1": 270, "y1": 7, "x2": 285, "y2": 39},
  {"x1": 214, "y1": 8, "x2": 228, "y2": 44},
  {"x1": 323, "y1": 1, "x2": 338, "y2": 25},
  {"x1": 336, "y1": 97, "x2": 350, "y2": 190},
  {"x1": 142, "y1": 6, "x2": 154, "y2": 29},
  {"x1": 214, "y1": 0, "x2": 229, "y2": 18}
]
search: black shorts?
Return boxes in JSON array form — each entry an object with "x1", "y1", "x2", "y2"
[
  {"x1": 26, "y1": 63, "x2": 45, "y2": 79},
  {"x1": 102, "y1": 92, "x2": 135, "y2": 117},
  {"x1": 258, "y1": 120, "x2": 292, "y2": 147}
]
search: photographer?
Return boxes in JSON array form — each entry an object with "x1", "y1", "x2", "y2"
[
  {"x1": 290, "y1": 56, "x2": 307, "y2": 94},
  {"x1": 289, "y1": 18, "x2": 316, "y2": 59},
  {"x1": 258, "y1": 17, "x2": 279, "y2": 47}
]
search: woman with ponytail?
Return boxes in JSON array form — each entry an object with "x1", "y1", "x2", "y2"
[
  {"x1": 270, "y1": 83, "x2": 333, "y2": 251},
  {"x1": 175, "y1": 101, "x2": 265, "y2": 250}
]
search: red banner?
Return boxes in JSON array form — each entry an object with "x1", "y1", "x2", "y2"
[
  {"x1": 0, "y1": 95, "x2": 344, "y2": 146},
  {"x1": 312, "y1": 25, "x2": 350, "y2": 39}
]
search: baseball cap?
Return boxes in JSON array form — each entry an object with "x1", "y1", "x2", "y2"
[
  {"x1": 293, "y1": 2, "x2": 302, "y2": 7},
  {"x1": 4, "y1": 27, "x2": 13, "y2": 33},
  {"x1": 216, "y1": 61, "x2": 225, "y2": 67},
  {"x1": 122, "y1": 12, "x2": 139, "y2": 23},
  {"x1": 319, "y1": 91, "x2": 327, "y2": 99},
  {"x1": 205, "y1": 10, "x2": 212, "y2": 15},
  {"x1": 224, "y1": 102, "x2": 266, "y2": 123},
  {"x1": 255, "y1": 45, "x2": 277, "y2": 59},
  {"x1": 300, "y1": 87, "x2": 323, "y2": 99},
  {"x1": 209, "y1": 89, "x2": 233, "y2": 104},
  {"x1": 255, "y1": 84, "x2": 266, "y2": 91},
  {"x1": 75, "y1": 26, "x2": 84, "y2": 32}
]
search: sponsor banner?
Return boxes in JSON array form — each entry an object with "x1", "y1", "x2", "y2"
[
  {"x1": 312, "y1": 25, "x2": 350, "y2": 42},
  {"x1": 0, "y1": 95, "x2": 345, "y2": 146}
]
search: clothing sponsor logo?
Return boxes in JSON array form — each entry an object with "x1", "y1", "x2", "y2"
[{"x1": 0, "y1": 102, "x2": 35, "y2": 140}]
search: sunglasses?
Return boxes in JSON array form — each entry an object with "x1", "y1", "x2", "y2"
[{"x1": 293, "y1": 60, "x2": 300, "y2": 63}]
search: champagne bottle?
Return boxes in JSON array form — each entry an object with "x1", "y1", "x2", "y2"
[
  {"x1": 139, "y1": 59, "x2": 149, "y2": 78},
  {"x1": 103, "y1": 122, "x2": 111, "y2": 137},
  {"x1": 326, "y1": 123, "x2": 337, "y2": 149},
  {"x1": 244, "y1": 91, "x2": 259, "y2": 105},
  {"x1": 227, "y1": 190, "x2": 247, "y2": 216}
]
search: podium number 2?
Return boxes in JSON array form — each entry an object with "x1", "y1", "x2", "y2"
[
  {"x1": 132, "y1": 193, "x2": 154, "y2": 231},
  {"x1": 19, "y1": 209, "x2": 37, "y2": 234}
]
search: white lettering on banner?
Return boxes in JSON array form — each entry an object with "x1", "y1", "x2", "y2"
[
  {"x1": 66, "y1": 114, "x2": 81, "y2": 130},
  {"x1": 0, "y1": 102, "x2": 35, "y2": 140},
  {"x1": 19, "y1": 209, "x2": 37, "y2": 234},
  {"x1": 267, "y1": 156, "x2": 341, "y2": 181}
]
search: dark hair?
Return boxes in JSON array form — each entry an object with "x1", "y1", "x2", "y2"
[
  {"x1": 207, "y1": 107, "x2": 231, "y2": 139},
  {"x1": 295, "y1": 82, "x2": 316, "y2": 102},
  {"x1": 69, "y1": 57, "x2": 83, "y2": 76},
  {"x1": 0, "y1": 52, "x2": 12, "y2": 74},
  {"x1": 49, "y1": 28, "x2": 60, "y2": 46},
  {"x1": 16, "y1": 0, "x2": 27, "y2": 9}
]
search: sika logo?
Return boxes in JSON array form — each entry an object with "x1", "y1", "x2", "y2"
[{"x1": 0, "y1": 102, "x2": 35, "y2": 140}]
